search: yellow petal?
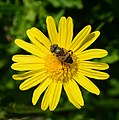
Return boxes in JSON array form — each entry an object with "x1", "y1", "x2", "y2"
[
  {"x1": 61, "y1": 17, "x2": 73, "y2": 49},
  {"x1": 30, "y1": 27, "x2": 51, "y2": 49},
  {"x1": 12, "y1": 70, "x2": 41, "y2": 80},
  {"x1": 12, "y1": 55, "x2": 44, "y2": 63},
  {"x1": 74, "y1": 73, "x2": 100, "y2": 95},
  {"x1": 70, "y1": 25, "x2": 91, "y2": 51},
  {"x1": 46, "y1": 16, "x2": 58, "y2": 44},
  {"x1": 63, "y1": 80, "x2": 84, "y2": 108},
  {"x1": 41, "y1": 88, "x2": 49, "y2": 111},
  {"x1": 19, "y1": 71, "x2": 47, "y2": 90},
  {"x1": 41, "y1": 83, "x2": 54, "y2": 111},
  {"x1": 32, "y1": 78, "x2": 52, "y2": 105},
  {"x1": 78, "y1": 68, "x2": 110, "y2": 80},
  {"x1": 41, "y1": 82, "x2": 62, "y2": 111},
  {"x1": 76, "y1": 49, "x2": 108, "y2": 60},
  {"x1": 26, "y1": 29, "x2": 50, "y2": 54},
  {"x1": 15, "y1": 39, "x2": 46, "y2": 58},
  {"x1": 79, "y1": 61, "x2": 109, "y2": 70},
  {"x1": 74, "y1": 31, "x2": 100, "y2": 54},
  {"x1": 11, "y1": 63, "x2": 44, "y2": 71},
  {"x1": 49, "y1": 82, "x2": 62, "y2": 111},
  {"x1": 58, "y1": 17, "x2": 67, "y2": 48}
]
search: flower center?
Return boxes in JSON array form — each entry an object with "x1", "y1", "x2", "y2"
[{"x1": 44, "y1": 54, "x2": 78, "y2": 83}]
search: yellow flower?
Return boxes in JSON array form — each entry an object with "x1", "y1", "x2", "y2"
[{"x1": 11, "y1": 16, "x2": 109, "y2": 111}]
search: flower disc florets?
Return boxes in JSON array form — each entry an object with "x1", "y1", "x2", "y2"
[{"x1": 44, "y1": 53, "x2": 78, "y2": 83}]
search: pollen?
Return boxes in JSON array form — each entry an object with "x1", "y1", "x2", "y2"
[{"x1": 44, "y1": 54, "x2": 78, "y2": 82}]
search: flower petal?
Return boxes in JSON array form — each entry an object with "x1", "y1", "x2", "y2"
[
  {"x1": 58, "y1": 17, "x2": 67, "y2": 48},
  {"x1": 26, "y1": 29, "x2": 50, "y2": 54},
  {"x1": 32, "y1": 78, "x2": 52, "y2": 105},
  {"x1": 63, "y1": 17, "x2": 73, "y2": 49},
  {"x1": 70, "y1": 25, "x2": 91, "y2": 51},
  {"x1": 78, "y1": 68, "x2": 109, "y2": 80},
  {"x1": 41, "y1": 83, "x2": 54, "y2": 111},
  {"x1": 12, "y1": 55, "x2": 44, "y2": 63},
  {"x1": 15, "y1": 39, "x2": 46, "y2": 58},
  {"x1": 74, "y1": 73, "x2": 100, "y2": 95},
  {"x1": 79, "y1": 61, "x2": 109, "y2": 70},
  {"x1": 74, "y1": 31, "x2": 100, "y2": 54},
  {"x1": 46, "y1": 16, "x2": 58, "y2": 44},
  {"x1": 30, "y1": 27, "x2": 51, "y2": 49},
  {"x1": 11, "y1": 63, "x2": 44, "y2": 71},
  {"x1": 19, "y1": 71, "x2": 47, "y2": 90},
  {"x1": 49, "y1": 82, "x2": 62, "y2": 111},
  {"x1": 41, "y1": 82, "x2": 62, "y2": 111},
  {"x1": 63, "y1": 80, "x2": 84, "y2": 108},
  {"x1": 76, "y1": 49, "x2": 108, "y2": 60},
  {"x1": 41, "y1": 89, "x2": 49, "y2": 110},
  {"x1": 12, "y1": 70, "x2": 41, "y2": 80}
]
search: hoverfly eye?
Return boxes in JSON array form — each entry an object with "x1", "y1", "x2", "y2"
[{"x1": 50, "y1": 46, "x2": 54, "y2": 53}]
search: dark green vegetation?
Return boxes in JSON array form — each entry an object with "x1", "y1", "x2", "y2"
[{"x1": 0, "y1": 0, "x2": 119, "y2": 120}]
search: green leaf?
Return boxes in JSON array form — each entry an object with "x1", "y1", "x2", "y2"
[{"x1": 48, "y1": 0, "x2": 83, "y2": 9}]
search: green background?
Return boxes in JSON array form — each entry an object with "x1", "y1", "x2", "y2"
[{"x1": 0, "y1": 0, "x2": 119, "y2": 120}]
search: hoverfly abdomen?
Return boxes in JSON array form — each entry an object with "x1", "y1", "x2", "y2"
[{"x1": 63, "y1": 54, "x2": 73, "y2": 64}]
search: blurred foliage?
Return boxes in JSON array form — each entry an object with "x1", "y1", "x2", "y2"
[{"x1": 0, "y1": 0, "x2": 119, "y2": 120}]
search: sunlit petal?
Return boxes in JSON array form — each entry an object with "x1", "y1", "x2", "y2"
[
  {"x1": 11, "y1": 63, "x2": 44, "y2": 71},
  {"x1": 19, "y1": 71, "x2": 47, "y2": 90},
  {"x1": 15, "y1": 39, "x2": 46, "y2": 58},
  {"x1": 74, "y1": 31, "x2": 100, "y2": 54},
  {"x1": 76, "y1": 49, "x2": 108, "y2": 59},
  {"x1": 58, "y1": 17, "x2": 67, "y2": 47},
  {"x1": 41, "y1": 87, "x2": 49, "y2": 111},
  {"x1": 49, "y1": 82, "x2": 62, "y2": 111},
  {"x1": 65, "y1": 17, "x2": 73, "y2": 50},
  {"x1": 12, "y1": 55, "x2": 44, "y2": 63},
  {"x1": 74, "y1": 73, "x2": 100, "y2": 95},
  {"x1": 70, "y1": 25, "x2": 91, "y2": 51},
  {"x1": 46, "y1": 16, "x2": 58, "y2": 44},
  {"x1": 78, "y1": 68, "x2": 109, "y2": 80},
  {"x1": 63, "y1": 80, "x2": 84, "y2": 107},
  {"x1": 26, "y1": 29, "x2": 50, "y2": 54},
  {"x1": 12, "y1": 70, "x2": 41, "y2": 80},
  {"x1": 32, "y1": 78, "x2": 52, "y2": 105},
  {"x1": 79, "y1": 61, "x2": 109, "y2": 70},
  {"x1": 41, "y1": 83, "x2": 55, "y2": 111},
  {"x1": 30, "y1": 27, "x2": 51, "y2": 49}
]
